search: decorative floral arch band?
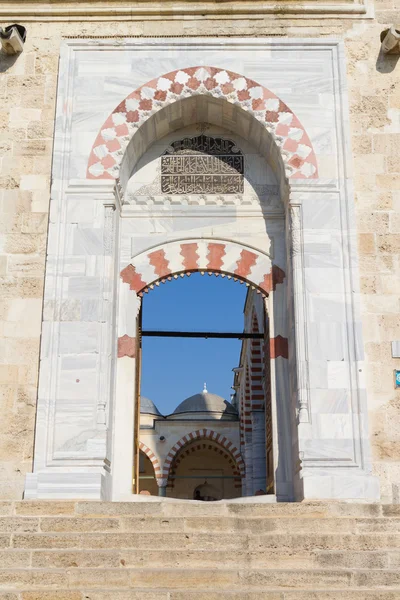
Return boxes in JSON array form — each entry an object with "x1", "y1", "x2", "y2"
[
  {"x1": 87, "y1": 66, "x2": 318, "y2": 181},
  {"x1": 161, "y1": 429, "x2": 245, "y2": 482}
]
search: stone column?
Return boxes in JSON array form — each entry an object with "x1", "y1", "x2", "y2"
[{"x1": 157, "y1": 479, "x2": 167, "y2": 497}]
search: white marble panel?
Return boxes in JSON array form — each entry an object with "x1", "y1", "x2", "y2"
[
  {"x1": 68, "y1": 276, "x2": 102, "y2": 299},
  {"x1": 308, "y1": 322, "x2": 346, "y2": 361},
  {"x1": 327, "y1": 361, "x2": 351, "y2": 389},
  {"x1": 58, "y1": 322, "x2": 101, "y2": 355},
  {"x1": 305, "y1": 268, "x2": 345, "y2": 294},
  {"x1": 310, "y1": 389, "x2": 350, "y2": 413},
  {"x1": 302, "y1": 439, "x2": 354, "y2": 461},
  {"x1": 318, "y1": 414, "x2": 353, "y2": 439}
]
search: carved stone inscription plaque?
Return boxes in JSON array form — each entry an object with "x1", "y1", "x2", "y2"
[{"x1": 161, "y1": 134, "x2": 244, "y2": 194}]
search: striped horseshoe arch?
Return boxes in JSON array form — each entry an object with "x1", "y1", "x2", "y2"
[{"x1": 138, "y1": 441, "x2": 163, "y2": 484}]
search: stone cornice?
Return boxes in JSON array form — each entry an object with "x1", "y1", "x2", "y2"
[{"x1": 0, "y1": 0, "x2": 371, "y2": 21}]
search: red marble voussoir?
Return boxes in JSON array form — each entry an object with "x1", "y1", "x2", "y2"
[
  {"x1": 106, "y1": 138, "x2": 121, "y2": 153},
  {"x1": 117, "y1": 334, "x2": 136, "y2": 358},
  {"x1": 139, "y1": 98, "x2": 153, "y2": 111},
  {"x1": 265, "y1": 110, "x2": 279, "y2": 123},
  {"x1": 237, "y1": 89, "x2": 250, "y2": 102},
  {"x1": 126, "y1": 110, "x2": 139, "y2": 123},
  {"x1": 101, "y1": 154, "x2": 116, "y2": 170},
  {"x1": 171, "y1": 82, "x2": 184, "y2": 94},
  {"x1": 270, "y1": 335, "x2": 288, "y2": 359},
  {"x1": 120, "y1": 264, "x2": 147, "y2": 293},
  {"x1": 154, "y1": 90, "x2": 167, "y2": 102},
  {"x1": 115, "y1": 123, "x2": 129, "y2": 137},
  {"x1": 221, "y1": 82, "x2": 235, "y2": 95},
  {"x1": 148, "y1": 249, "x2": 171, "y2": 279},
  {"x1": 187, "y1": 77, "x2": 201, "y2": 91},
  {"x1": 207, "y1": 242, "x2": 226, "y2": 271},
  {"x1": 235, "y1": 249, "x2": 258, "y2": 278},
  {"x1": 204, "y1": 77, "x2": 218, "y2": 90},
  {"x1": 289, "y1": 156, "x2": 303, "y2": 169},
  {"x1": 259, "y1": 265, "x2": 286, "y2": 294},
  {"x1": 252, "y1": 98, "x2": 265, "y2": 111},
  {"x1": 180, "y1": 243, "x2": 199, "y2": 270}
]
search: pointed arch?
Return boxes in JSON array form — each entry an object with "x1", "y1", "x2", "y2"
[
  {"x1": 161, "y1": 429, "x2": 245, "y2": 482},
  {"x1": 87, "y1": 66, "x2": 318, "y2": 182},
  {"x1": 120, "y1": 238, "x2": 285, "y2": 296},
  {"x1": 139, "y1": 441, "x2": 162, "y2": 482}
]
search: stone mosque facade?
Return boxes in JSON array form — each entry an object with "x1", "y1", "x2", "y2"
[
  {"x1": 139, "y1": 388, "x2": 243, "y2": 500},
  {"x1": 1, "y1": 0, "x2": 400, "y2": 509}
]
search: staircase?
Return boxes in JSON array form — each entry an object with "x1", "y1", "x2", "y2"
[{"x1": 0, "y1": 500, "x2": 400, "y2": 598}]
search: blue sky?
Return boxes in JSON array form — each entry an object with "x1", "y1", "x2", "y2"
[{"x1": 141, "y1": 273, "x2": 247, "y2": 415}]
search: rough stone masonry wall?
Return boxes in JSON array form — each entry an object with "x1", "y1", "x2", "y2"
[{"x1": 0, "y1": 1, "x2": 399, "y2": 501}]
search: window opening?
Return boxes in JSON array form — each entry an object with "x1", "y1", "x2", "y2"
[{"x1": 137, "y1": 272, "x2": 272, "y2": 499}]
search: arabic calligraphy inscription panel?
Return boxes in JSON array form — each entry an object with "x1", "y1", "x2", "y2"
[{"x1": 161, "y1": 134, "x2": 244, "y2": 195}]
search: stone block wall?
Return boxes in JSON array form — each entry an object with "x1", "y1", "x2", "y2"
[
  {"x1": 346, "y1": 13, "x2": 400, "y2": 502},
  {"x1": 0, "y1": 1, "x2": 399, "y2": 500}
]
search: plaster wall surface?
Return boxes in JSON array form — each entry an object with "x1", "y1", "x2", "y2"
[{"x1": 0, "y1": 1, "x2": 399, "y2": 501}]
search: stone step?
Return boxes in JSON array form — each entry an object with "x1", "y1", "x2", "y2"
[
  {"x1": 30, "y1": 548, "x2": 400, "y2": 569},
  {"x1": 1, "y1": 547, "x2": 399, "y2": 570},
  {"x1": 1, "y1": 515, "x2": 400, "y2": 534},
  {"x1": 0, "y1": 567, "x2": 400, "y2": 590},
  {"x1": 3, "y1": 592, "x2": 400, "y2": 600},
  {"x1": 7, "y1": 531, "x2": 400, "y2": 551},
  {"x1": 1, "y1": 591, "x2": 400, "y2": 600},
  {"x1": 1, "y1": 502, "x2": 399, "y2": 597},
  {"x1": 249, "y1": 532, "x2": 400, "y2": 551},
  {"x1": 5, "y1": 500, "x2": 393, "y2": 519}
]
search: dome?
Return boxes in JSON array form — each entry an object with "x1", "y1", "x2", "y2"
[
  {"x1": 140, "y1": 396, "x2": 162, "y2": 416},
  {"x1": 171, "y1": 386, "x2": 238, "y2": 418}
]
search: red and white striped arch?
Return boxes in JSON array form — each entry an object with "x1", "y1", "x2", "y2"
[
  {"x1": 117, "y1": 238, "x2": 288, "y2": 360},
  {"x1": 87, "y1": 66, "x2": 318, "y2": 181},
  {"x1": 139, "y1": 441, "x2": 163, "y2": 484},
  {"x1": 161, "y1": 429, "x2": 245, "y2": 482},
  {"x1": 120, "y1": 239, "x2": 285, "y2": 297},
  {"x1": 168, "y1": 442, "x2": 242, "y2": 490}
]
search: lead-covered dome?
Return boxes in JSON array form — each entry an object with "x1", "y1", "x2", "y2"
[
  {"x1": 170, "y1": 385, "x2": 238, "y2": 420},
  {"x1": 140, "y1": 396, "x2": 162, "y2": 416}
]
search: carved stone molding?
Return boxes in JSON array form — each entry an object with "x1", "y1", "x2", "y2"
[
  {"x1": 289, "y1": 205, "x2": 310, "y2": 424},
  {"x1": 0, "y1": 2, "x2": 370, "y2": 20},
  {"x1": 97, "y1": 203, "x2": 117, "y2": 426}
]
